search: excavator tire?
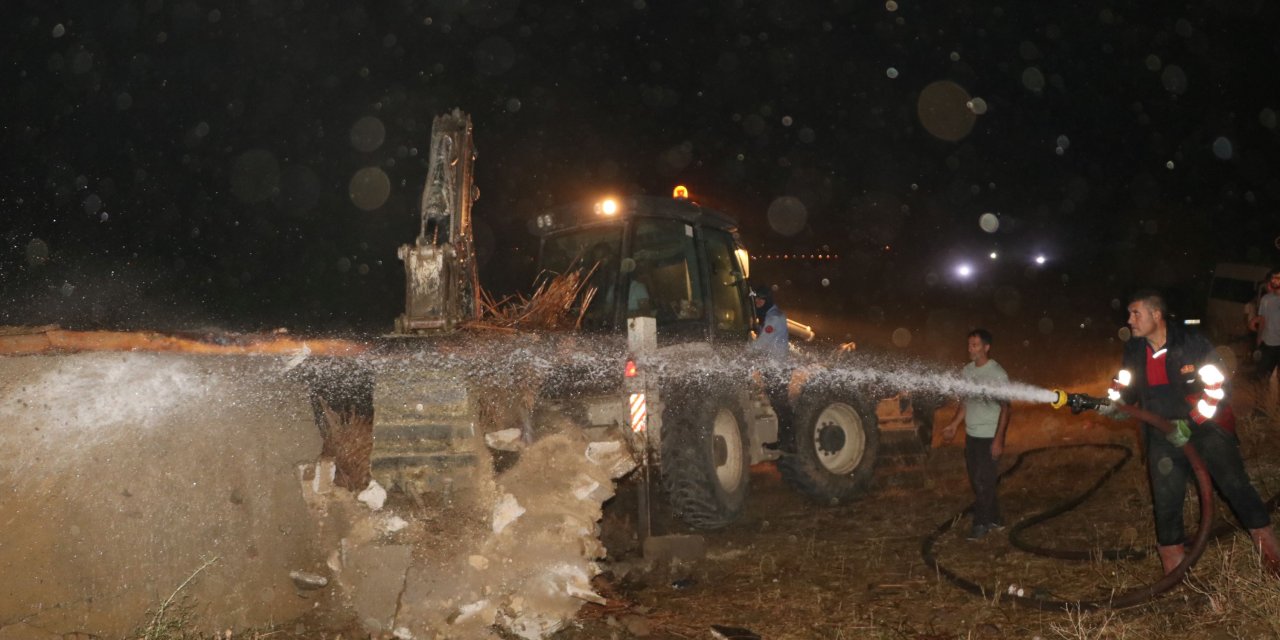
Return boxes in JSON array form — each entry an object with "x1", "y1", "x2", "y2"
[
  {"x1": 659, "y1": 386, "x2": 750, "y2": 530},
  {"x1": 779, "y1": 389, "x2": 879, "y2": 505}
]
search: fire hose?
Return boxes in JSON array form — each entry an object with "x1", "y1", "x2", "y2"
[{"x1": 921, "y1": 391, "x2": 1216, "y2": 611}]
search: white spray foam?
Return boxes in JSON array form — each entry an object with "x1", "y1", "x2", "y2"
[
  {"x1": 0, "y1": 354, "x2": 211, "y2": 477},
  {"x1": 356, "y1": 333, "x2": 1060, "y2": 406}
]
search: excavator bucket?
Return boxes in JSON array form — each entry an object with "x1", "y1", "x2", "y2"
[{"x1": 396, "y1": 109, "x2": 480, "y2": 333}]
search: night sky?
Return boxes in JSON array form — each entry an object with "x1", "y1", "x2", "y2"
[{"x1": 4, "y1": 0, "x2": 1279, "y2": 338}]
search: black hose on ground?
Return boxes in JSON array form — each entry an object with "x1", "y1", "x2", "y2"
[
  {"x1": 1004, "y1": 444, "x2": 1146, "y2": 562},
  {"x1": 921, "y1": 404, "x2": 1216, "y2": 611}
]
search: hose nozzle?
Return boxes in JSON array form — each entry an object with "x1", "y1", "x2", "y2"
[
  {"x1": 1050, "y1": 389, "x2": 1068, "y2": 410},
  {"x1": 1049, "y1": 390, "x2": 1109, "y2": 414}
]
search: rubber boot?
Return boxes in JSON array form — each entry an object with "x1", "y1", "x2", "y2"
[
  {"x1": 1249, "y1": 526, "x2": 1280, "y2": 578},
  {"x1": 1157, "y1": 544, "x2": 1186, "y2": 575}
]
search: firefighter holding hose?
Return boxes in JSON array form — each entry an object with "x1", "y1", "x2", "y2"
[{"x1": 1115, "y1": 290, "x2": 1279, "y2": 577}]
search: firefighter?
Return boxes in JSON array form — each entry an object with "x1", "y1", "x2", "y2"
[
  {"x1": 1113, "y1": 289, "x2": 1279, "y2": 576},
  {"x1": 749, "y1": 287, "x2": 788, "y2": 358},
  {"x1": 749, "y1": 287, "x2": 793, "y2": 437}
]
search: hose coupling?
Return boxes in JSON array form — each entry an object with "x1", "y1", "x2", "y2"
[{"x1": 1049, "y1": 390, "x2": 1109, "y2": 414}]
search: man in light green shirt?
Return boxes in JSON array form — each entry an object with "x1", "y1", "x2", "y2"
[{"x1": 942, "y1": 328, "x2": 1012, "y2": 541}]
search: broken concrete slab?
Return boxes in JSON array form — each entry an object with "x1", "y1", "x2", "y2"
[
  {"x1": 357, "y1": 479, "x2": 388, "y2": 510},
  {"x1": 336, "y1": 543, "x2": 413, "y2": 635},
  {"x1": 485, "y1": 427, "x2": 525, "y2": 451},
  {"x1": 377, "y1": 430, "x2": 634, "y2": 639}
]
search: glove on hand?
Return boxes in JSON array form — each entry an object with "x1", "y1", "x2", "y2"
[
  {"x1": 1096, "y1": 401, "x2": 1123, "y2": 419},
  {"x1": 1166, "y1": 419, "x2": 1192, "y2": 447}
]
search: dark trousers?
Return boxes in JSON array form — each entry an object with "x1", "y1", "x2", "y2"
[
  {"x1": 762, "y1": 370, "x2": 793, "y2": 442},
  {"x1": 965, "y1": 435, "x2": 1001, "y2": 526},
  {"x1": 1144, "y1": 421, "x2": 1272, "y2": 546},
  {"x1": 1258, "y1": 344, "x2": 1280, "y2": 380}
]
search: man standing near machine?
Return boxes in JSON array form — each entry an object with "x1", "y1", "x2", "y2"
[
  {"x1": 1254, "y1": 268, "x2": 1280, "y2": 385},
  {"x1": 942, "y1": 329, "x2": 1012, "y2": 541}
]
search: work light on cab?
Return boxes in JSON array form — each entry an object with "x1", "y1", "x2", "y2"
[{"x1": 595, "y1": 198, "x2": 620, "y2": 216}]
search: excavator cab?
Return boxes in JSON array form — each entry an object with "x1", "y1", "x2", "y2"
[{"x1": 532, "y1": 195, "x2": 753, "y2": 344}]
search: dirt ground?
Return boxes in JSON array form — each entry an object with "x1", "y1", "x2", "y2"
[
  {"x1": 551, "y1": 380, "x2": 1280, "y2": 640},
  {"x1": 552, "y1": 378, "x2": 1280, "y2": 640}
]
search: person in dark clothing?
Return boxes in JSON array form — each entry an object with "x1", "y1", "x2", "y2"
[
  {"x1": 749, "y1": 287, "x2": 793, "y2": 443},
  {"x1": 749, "y1": 287, "x2": 788, "y2": 359},
  {"x1": 1113, "y1": 289, "x2": 1279, "y2": 577}
]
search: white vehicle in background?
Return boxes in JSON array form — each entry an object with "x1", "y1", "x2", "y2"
[
  {"x1": 1203, "y1": 263, "x2": 1274, "y2": 376},
  {"x1": 1204, "y1": 262, "x2": 1271, "y2": 368}
]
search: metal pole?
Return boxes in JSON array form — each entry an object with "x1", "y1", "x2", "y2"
[{"x1": 638, "y1": 430, "x2": 652, "y2": 546}]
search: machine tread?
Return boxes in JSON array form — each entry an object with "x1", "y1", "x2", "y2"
[{"x1": 659, "y1": 386, "x2": 749, "y2": 530}]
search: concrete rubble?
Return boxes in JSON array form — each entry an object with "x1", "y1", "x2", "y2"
[
  {"x1": 302, "y1": 428, "x2": 637, "y2": 639},
  {"x1": 0, "y1": 349, "x2": 641, "y2": 639}
]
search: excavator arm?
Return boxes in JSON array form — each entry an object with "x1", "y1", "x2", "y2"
[{"x1": 395, "y1": 109, "x2": 480, "y2": 332}]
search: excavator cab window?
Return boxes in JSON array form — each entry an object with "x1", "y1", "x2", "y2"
[
  {"x1": 630, "y1": 217, "x2": 706, "y2": 340},
  {"x1": 539, "y1": 224, "x2": 624, "y2": 331},
  {"x1": 536, "y1": 211, "x2": 738, "y2": 341},
  {"x1": 702, "y1": 228, "x2": 752, "y2": 340}
]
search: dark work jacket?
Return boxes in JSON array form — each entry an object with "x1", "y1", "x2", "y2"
[{"x1": 1119, "y1": 325, "x2": 1222, "y2": 421}]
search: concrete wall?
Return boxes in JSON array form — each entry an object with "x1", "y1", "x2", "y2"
[{"x1": 0, "y1": 352, "x2": 325, "y2": 638}]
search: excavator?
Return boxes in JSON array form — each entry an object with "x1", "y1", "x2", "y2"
[{"x1": 369, "y1": 109, "x2": 896, "y2": 530}]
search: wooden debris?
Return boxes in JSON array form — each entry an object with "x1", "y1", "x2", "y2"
[{"x1": 466, "y1": 265, "x2": 600, "y2": 332}]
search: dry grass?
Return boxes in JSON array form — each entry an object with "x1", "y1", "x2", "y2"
[
  {"x1": 1048, "y1": 606, "x2": 1134, "y2": 640},
  {"x1": 470, "y1": 267, "x2": 598, "y2": 331},
  {"x1": 129, "y1": 557, "x2": 218, "y2": 640},
  {"x1": 1181, "y1": 539, "x2": 1280, "y2": 638},
  {"x1": 316, "y1": 398, "x2": 372, "y2": 491},
  {"x1": 1238, "y1": 378, "x2": 1280, "y2": 453}
]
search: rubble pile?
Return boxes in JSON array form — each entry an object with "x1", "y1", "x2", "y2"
[{"x1": 313, "y1": 429, "x2": 636, "y2": 639}]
